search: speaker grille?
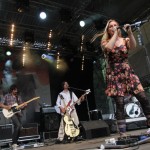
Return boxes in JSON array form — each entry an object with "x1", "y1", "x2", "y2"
[
  {"x1": 80, "y1": 120, "x2": 110, "y2": 139},
  {"x1": 43, "y1": 113, "x2": 60, "y2": 131},
  {"x1": 0, "y1": 124, "x2": 12, "y2": 140}
]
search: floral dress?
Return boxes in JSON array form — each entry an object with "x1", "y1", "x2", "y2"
[{"x1": 103, "y1": 39, "x2": 144, "y2": 97}]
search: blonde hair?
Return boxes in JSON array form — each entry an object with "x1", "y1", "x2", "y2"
[
  {"x1": 101, "y1": 19, "x2": 119, "y2": 42},
  {"x1": 91, "y1": 19, "x2": 120, "y2": 43}
]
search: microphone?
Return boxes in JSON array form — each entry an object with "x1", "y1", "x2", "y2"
[
  {"x1": 129, "y1": 19, "x2": 149, "y2": 27},
  {"x1": 118, "y1": 19, "x2": 149, "y2": 29}
]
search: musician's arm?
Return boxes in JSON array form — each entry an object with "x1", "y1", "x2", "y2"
[
  {"x1": 56, "y1": 95, "x2": 65, "y2": 113},
  {"x1": 0, "y1": 102, "x2": 11, "y2": 110},
  {"x1": 72, "y1": 92, "x2": 81, "y2": 105},
  {"x1": 18, "y1": 96, "x2": 27, "y2": 109}
]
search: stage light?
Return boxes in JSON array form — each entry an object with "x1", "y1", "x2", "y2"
[
  {"x1": 79, "y1": 21, "x2": 85, "y2": 27},
  {"x1": 41, "y1": 54, "x2": 47, "y2": 59},
  {"x1": 40, "y1": 12, "x2": 47, "y2": 20},
  {"x1": 6, "y1": 51, "x2": 12, "y2": 56},
  {"x1": 41, "y1": 54, "x2": 54, "y2": 61}
]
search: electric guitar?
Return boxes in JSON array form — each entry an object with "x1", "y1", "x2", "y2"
[
  {"x1": 57, "y1": 89, "x2": 90, "y2": 137},
  {"x1": 64, "y1": 89, "x2": 91, "y2": 115},
  {"x1": 2, "y1": 96, "x2": 40, "y2": 119}
]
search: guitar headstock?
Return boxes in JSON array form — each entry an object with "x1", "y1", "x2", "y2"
[{"x1": 85, "y1": 89, "x2": 91, "y2": 95}]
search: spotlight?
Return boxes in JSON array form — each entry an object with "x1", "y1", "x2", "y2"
[
  {"x1": 41, "y1": 54, "x2": 54, "y2": 61},
  {"x1": 6, "y1": 51, "x2": 12, "y2": 56},
  {"x1": 41, "y1": 54, "x2": 47, "y2": 59},
  {"x1": 39, "y1": 12, "x2": 47, "y2": 20},
  {"x1": 79, "y1": 21, "x2": 85, "y2": 27}
]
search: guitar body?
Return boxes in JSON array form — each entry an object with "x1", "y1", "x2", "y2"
[
  {"x1": 2, "y1": 103, "x2": 21, "y2": 119},
  {"x1": 2, "y1": 96, "x2": 40, "y2": 119},
  {"x1": 64, "y1": 114, "x2": 80, "y2": 137}
]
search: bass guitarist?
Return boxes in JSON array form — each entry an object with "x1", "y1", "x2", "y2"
[
  {"x1": 0, "y1": 84, "x2": 27, "y2": 150},
  {"x1": 55, "y1": 81, "x2": 85, "y2": 144}
]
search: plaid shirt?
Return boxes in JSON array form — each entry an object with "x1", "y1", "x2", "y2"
[{"x1": 2, "y1": 93, "x2": 23, "y2": 106}]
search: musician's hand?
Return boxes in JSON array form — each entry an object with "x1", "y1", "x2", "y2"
[
  {"x1": 20, "y1": 103, "x2": 27, "y2": 109},
  {"x1": 23, "y1": 103, "x2": 27, "y2": 107},
  {"x1": 7, "y1": 105, "x2": 11, "y2": 110},
  {"x1": 60, "y1": 107, "x2": 66, "y2": 113},
  {"x1": 81, "y1": 95, "x2": 85, "y2": 101},
  {"x1": 124, "y1": 24, "x2": 132, "y2": 35}
]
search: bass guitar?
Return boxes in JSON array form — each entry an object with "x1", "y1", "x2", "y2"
[{"x1": 2, "y1": 96, "x2": 40, "y2": 119}]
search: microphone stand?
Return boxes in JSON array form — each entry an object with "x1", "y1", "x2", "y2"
[
  {"x1": 85, "y1": 95, "x2": 91, "y2": 121},
  {"x1": 69, "y1": 86, "x2": 91, "y2": 120},
  {"x1": 69, "y1": 86, "x2": 87, "y2": 92}
]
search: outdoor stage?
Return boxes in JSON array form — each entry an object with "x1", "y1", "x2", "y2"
[{"x1": 1, "y1": 128, "x2": 150, "y2": 150}]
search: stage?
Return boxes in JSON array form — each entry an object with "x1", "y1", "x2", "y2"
[{"x1": 1, "y1": 128, "x2": 150, "y2": 150}]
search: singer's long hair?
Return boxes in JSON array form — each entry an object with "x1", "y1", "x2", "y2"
[{"x1": 102, "y1": 19, "x2": 120, "y2": 42}]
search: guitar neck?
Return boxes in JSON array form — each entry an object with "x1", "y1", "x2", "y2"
[
  {"x1": 17, "y1": 97, "x2": 40, "y2": 109},
  {"x1": 73, "y1": 93, "x2": 87, "y2": 106}
]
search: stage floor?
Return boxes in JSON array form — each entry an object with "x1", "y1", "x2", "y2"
[
  {"x1": 21, "y1": 129, "x2": 150, "y2": 150},
  {"x1": 13, "y1": 128, "x2": 150, "y2": 150}
]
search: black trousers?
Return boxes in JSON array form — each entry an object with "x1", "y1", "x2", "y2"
[{"x1": 11, "y1": 114, "x2": 22, "y2": 144}]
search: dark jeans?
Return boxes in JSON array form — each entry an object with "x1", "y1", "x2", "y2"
[{"x1": 11, "y1": 114, "x2": 22, "y2": 144}]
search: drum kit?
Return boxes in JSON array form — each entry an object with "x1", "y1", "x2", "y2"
[
  {"x1": 124, "y1": 96, "x2": 143, "y2": 118},
  {"x1": 89, "y1": 96, "x2": 143, "y2": 120}
]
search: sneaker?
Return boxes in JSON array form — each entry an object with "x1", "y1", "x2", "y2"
[
  {"x1": 12, "y1": 144, "x2": 19, "y2": 150},
  {"x1": 12, "y1": 144, "x2": 24, "y2": 150}
]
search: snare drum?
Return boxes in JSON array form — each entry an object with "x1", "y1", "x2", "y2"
[
  {"x1": 89, "y1": 109, "x2": 102, "y2": 120},
  {"x1": 125, "y1": 103, "x2": 141, "y2": 118}
]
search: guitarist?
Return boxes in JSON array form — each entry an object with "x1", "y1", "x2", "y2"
[
  {"x1": 0, "y1": 84, "x2": 27, "y2": 150},
  {"x1": 55, "y1": 81, "x2": 84, "y2": 144}
]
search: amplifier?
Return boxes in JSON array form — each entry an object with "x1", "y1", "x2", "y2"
[
  {"x1": 20, "y1": 123, "x2": 39, "y2": 137},
  {"x1": 40, "y1": 107, "x2": 56, "y2": 114},
  {"x1": 0, "y1": 124, "x2": 13, "y2": 141},
  {"x1": 0, "y1": 111, "x2": 11, "y2": 125}
]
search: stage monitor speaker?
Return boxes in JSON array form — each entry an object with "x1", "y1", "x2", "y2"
[
  {"x1": 80, "y1": 120, "x2": 110, "y2": 139},
  {"x1": 42, "y1": 112, "x2": 60, "y2": 131},
  {"x1": 0, "y1": 124, "x2": 12, "y2": 141}
]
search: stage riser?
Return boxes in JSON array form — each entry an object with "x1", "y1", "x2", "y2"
[
  {"x1": 126, "y1": 120, "x2": 147, "y2": 131},
  {"x1": 0, "y1": 124, "x2": 40, "y2": 143}
]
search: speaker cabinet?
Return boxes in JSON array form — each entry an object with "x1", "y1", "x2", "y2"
[
  {"x1": 0, "y1": 124, "x2": 12, "y2": 141},
  {"x1": 41, "y1": 112, "x2": 60, "y2": 132},
  {"x1": 80, "y1": 120, "x2": 110, "y2": 139},
  {"x1": 0, "y1": 111, "x2": 11, "y2": 125},
  {"x1": 20, "y1": 123, "x2": 38, "y2": 137}
]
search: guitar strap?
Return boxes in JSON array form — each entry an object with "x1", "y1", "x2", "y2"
[
  {"x1": 69, "y1": 90, "x2": 72, "y2": 100},
  {"x1": 16, "y1": 95, "x2": 19, "y2": 104}
]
